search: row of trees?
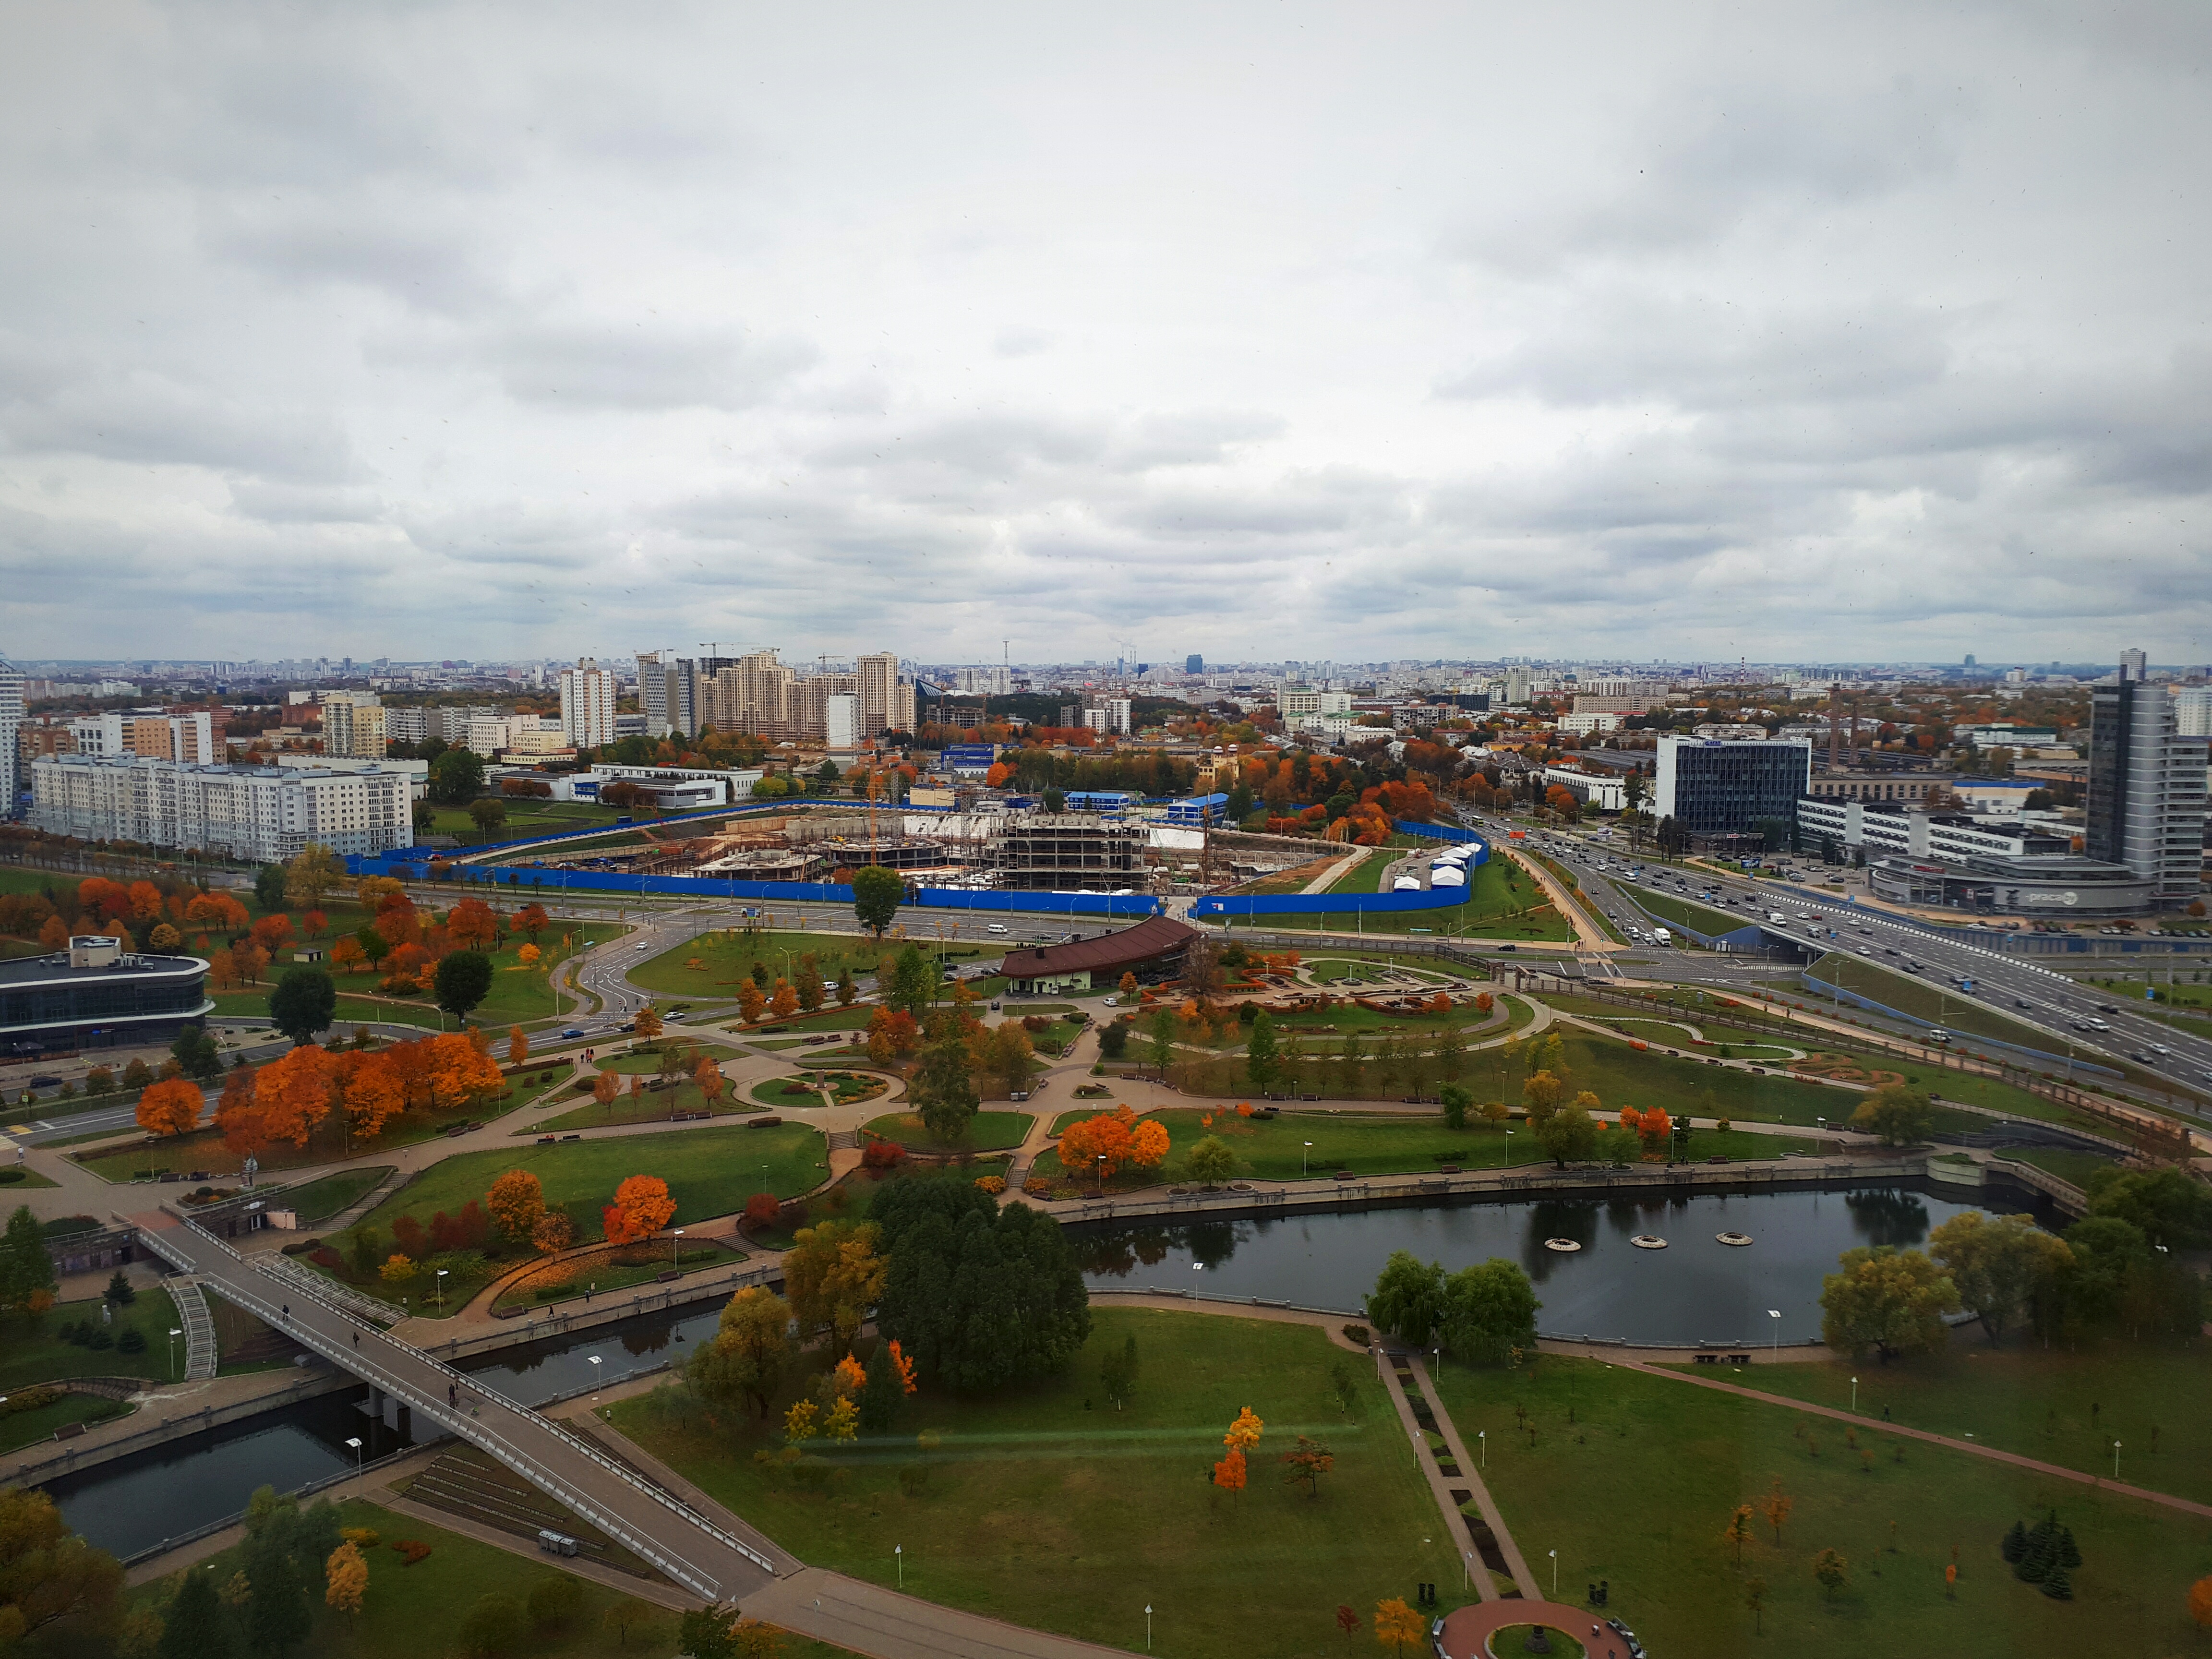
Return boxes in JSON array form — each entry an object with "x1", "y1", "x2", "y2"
[
  {"x1": 1820, "y1": 1178, "x2": 2210, "y2": 1361},
  {"x1": 1365, "y1": 1250, "x2": 1541, "y2": 1365}
]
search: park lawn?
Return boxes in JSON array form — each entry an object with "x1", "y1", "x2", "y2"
[
  {"x1": 0, "y1": 1287, "x2": 183, "y2": 1393},
  {"x1": 630, "y1": 928, "x2": 893, "y2": 998},
  {"x1": 591, "y1": 1044, "x2": 746, "y2": 1074},
  {"x1": 1652, "y1": 1341, "x2": 2212, "y2": 1509},
  {"x1": 1028, "y1": 1107, "x2": 1811, "y2": 1190},
  {"x1": 0, "y1": 1167, "x2": 59, "y2": 1190},
  {"x1": 750, "y1": 1076, "x2": 829, "y2": 1108},
  {"x1": 1308, "y1": 954, "x2": 1462, "y2": 984},
  {"x1": 75, "y1": 1080, "x2": 529, "y2": 1183},
  {"x1": 276, "y1": 1166, "x2": 392, "y2": 1223},
  {"x1": 527, "y1": 1078, "x2": 744, "y2": 1133},
  {"x1": 862, "y1": 1110, "x2": 1033, "y2": 1152},
  {"x1": 118, "y1": 1497, "x2": 727, "y2": 1659},
  {"x1": 320, "y1": 1123, "x2": 827, "y2": 1313},
  {"x1": 608, "y1": 1306, "x2": 1464, "y2": 1658},
  {"x1": 1432, "y1": 1353, "x2": 2212, "y2": 1659},
  {"x1": 0, "y1": 1390, "x2": 133, "y2": 1454},
  {"x1": 746, "y1": 1036, "x2": 843, "y2": 1051},
  {"x1": 493, "y1": 1238, "x2": 748, "y2": 1312},
  {"x1": 1235, "y1": 855, "x2": 1576, "y2": 941},
  {"x1": 210, "y1": 989, "x2": 444, "y2": 1033},
  {"x1": 1999, "y1": 1147, "x2": 2119, "y2": 1187}
]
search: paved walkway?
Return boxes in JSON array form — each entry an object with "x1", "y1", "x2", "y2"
[{"x1": 1408, "y1": 1356, "x2": 1536, "y2": 1599}]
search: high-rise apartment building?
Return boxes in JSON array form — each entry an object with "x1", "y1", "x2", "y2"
[
  {"x1": 559, "y1": 658, "x2": 618, "y2": 750},
  {"x1": 857, "y1": 652, "x2": 901, "y2": 738},
  {"x1": 322, "y1": 691, "x2": 386, "y2": 758},
  {"x1": 0, "y1": 657, "x2": 23, "y2": 818},
  {"x1": 2172, "y1": 685, "x2": 2212, "y2": 739},
  {"x1": 637, "y1": 650, "x2": 672, "y2": 737},
  {"x1": 2087, "y1": 656, "x2": 2208, "y2": 906}
]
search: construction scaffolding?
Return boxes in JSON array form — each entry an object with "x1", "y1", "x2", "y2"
[{"x1": 976, "y1": 813, "x2": 1146, "y2": 890}]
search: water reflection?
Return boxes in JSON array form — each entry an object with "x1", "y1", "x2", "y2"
[{"x1": 1073, "y1": 1183, "x2": 1998, "y2": 1346}]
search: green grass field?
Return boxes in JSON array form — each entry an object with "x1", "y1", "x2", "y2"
[
  {"x1": 1432, "y1": 1354, "x2": 2212, "y2": 1658},
  {"x1": 630, "y1": 927, "x2": 923, "y2": 998},
  {"x1": 0, "y1": 1288, "x2": 183, "y2": 1393},
  {"x1": 750, "y1": 1076, "x2": 829, "y2": 1108},
  {"x1": 0, "y1": 1390, "x2": 132, "y2": 1454},
  {"x1": 1027, "y1": 1106, "x2": 1808, "y2": 1190},
  {"x1": 119, "y1": 1497, "x2": 746, "y2": 1659},
  {"x1": 276, "y1": 1166, "x2": 392, "y2": 1223},
  {"x1": 0, "y1": 1166, "x2": 59, "y2": 1190},
  {"x1": 1223, "y1": 855, "x2": 1577, "y2": 941},
  {"x1": 315, "y1": 1123, "x2": 825, "y2": 1313},
  {"x1": 590, "y1": 1043, "x2": 745, "y2": 1074},
  {"x1": 1327, "y1": 850, "x2": 1392, "y2": 893},
  {"x1": 1660, "y1": 1342, "x2": 2212, "y2": 1508},
  {"x1": 861, "y1": 1109, "x2": 1033, "y2": 1151},
  {"x1": 1805, "y1": 955, "x2": 2064, "y2": 1053},
  {"x1": 609, "y1": 1306, "x2": 1462, "y2": 1659}
]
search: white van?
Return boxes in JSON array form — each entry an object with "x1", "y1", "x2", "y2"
[{"x1": 986, "y1": 923, "x2": 1009, "y2": 934}]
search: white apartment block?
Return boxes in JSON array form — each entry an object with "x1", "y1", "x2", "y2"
[
  {"x1": 69, "y1": 709, "x2": 219, "y2": 764},
  {"x1": 31, "y1": 756, "x2": 416, "y2": 861},
  {"x1": 0, "y1": 657, "x2": 22, "y2": 818},
  {"x1": 559, "y1": 658, "x2": 618, "y2": 749}
]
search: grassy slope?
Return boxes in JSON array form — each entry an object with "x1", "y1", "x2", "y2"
[
  {"x1": 1435, "y1": 1354, "x2": 2212, "y2": 1658},
  {"x1": 1028, "y1": 1106, "x2": 1807, "y2": 1188},
  {"x1": 860, "y1": 1109, "x2": 1033, "y2": 1151},
  {"x1": 0, "y1": 1288, "x2": 183, "y2": 1393},
  {"x1": 277, "y1": 1166, "x2": 393, "y2": 1223},
  {"x1": 1618, "y1": 880, "x2": 1748, "y2": 938},
  {"x1": 1805, "y1": 955, "x2": 2068, "y2": 1052},
  {"x1": 608, "y1": 1306, "x2": 1462, "y2": 1659},
  {"x1": 1242, "y1": 855, "x2": 1577, "y2": 941},
  {"x1": 0, "y1": 1391, "x2": 132, "y2": 1454},
  {"x1": 1327, "y1": 850, "x2": 1392, "y2": 893},
  {"x1": 1663, "y1": 1342, "x2": 2211, "y2": 1505}
]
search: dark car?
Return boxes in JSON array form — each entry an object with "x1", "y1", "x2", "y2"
[{"x1": 28, "y1": 1074, "x2": 62, "y2": 1088}]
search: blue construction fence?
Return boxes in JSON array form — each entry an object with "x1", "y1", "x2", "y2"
[{"x1": 1188, "y1": 821, "x2": 1488, "y2": 919}]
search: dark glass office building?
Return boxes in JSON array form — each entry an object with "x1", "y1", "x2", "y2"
[
  {"x1": 1654, "y1": 736, "x2": 1812, "y2": 838},
  {"x1": 0, "y1": 938, "x2": 212, "y2": 1056}
]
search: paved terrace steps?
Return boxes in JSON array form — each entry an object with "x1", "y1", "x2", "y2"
[
  {"x1": 131, "y1": 1209, "x2": 776, "y2": 1607},
  {"x1": 166, "y1": 1275, "x2": 218, "y2": 1381},
  {"x1": 404, "y1": 1444, "x2": 659, "y2": 1578}
]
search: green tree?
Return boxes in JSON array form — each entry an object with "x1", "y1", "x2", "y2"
[
  {"x1": 1147, "y1": 1007, "x2": 1177, "y2": 1078},
  {"x1": 1533, "y1": 1099, "x2": 1598, "y2": 1166},
  {"x1": 242, "y1": 1529, "x2": 312, "y2": 1656},
  {"x1": 1, "y1": 1204, "x2": 59, "y2": 1317},
  {"x1": 1928, "y1": 1210, "x2": 2073, "y2": 1347},
  {"x1": 676, "y1": 1607, "x2": 735, "y2": 1659},
  {"x1": 2084, "y1": 1166, "x2": 2212, "y2": 1249},
  {"x1": 859, "y1": 1336, "x2": 903, "y2": 1433},
  {"x1": 1849, "y1": 1082, "x2": 1936, "y2": 1147},
  {"x1": 1813, "y1": 1547, "x2": 1849, "y2": 1599},
  {"x1": 468, "y1": 798, "x2": 509, "y2": 838},
  {"x1": 527, "y1": 1573, "x2": 583, "y2": 1632},
  {"x1": 1366, "y1": 1250, "x2": 1447, "y2": 1346},
  {"x1": 910, "y1": 1025, "x2": 980, "y2": 1142},
  {"x1": 252, "y1": 864, "x2": 289, "y2": 914},
  {"x1": 159, "y1": 1561, "x2": 232, "y2": 1659},
  {"x1": 170, "y1": 1027, "x2": 221, "y2": 1081},
  {"x1": 685, "y1": 1287, "x2": 792, "y2": 1419},
  {"x1": 1184, "y1": 1136, "x2": 1236, "y2": 1188},
  {"x1": 458, "y1": 1591, "x2": 527, "y2": 1658},
  {"x1": 282, "y1": 844, "x2": 344, "y2": 911},
  {"x1": 1439, "y1": 1082, "x2": 1471, "y2": 1131},
  {"x1": 432, "y1": 950, "x2": 494, "y2": 1024},
  {"x1": 1100, "y1": 1333, "x2": 1140, "y2": 1410},
  {"x1": 873, "y1": 1181, "x2": 1091, "y2": 1393},
  {"x1": 428, "y1": 747, "x2": 486, "y2": 805},
  {"x1": 1438, "y1": 1258, "x2": 1540, "y2": 1366},
  {"x1": 0, "y1": 1488, "x2": 124, "y2": 1649},
  {"x1": 1096, "y1": 1021, "x2": 1129, "y2": 1061},
  {"x1": 885, "y1": 944, "x2": 935, "y2": 1017},
  {"x1": 1245, "y1": 1011, "x2": 1280, "y2": 1094},
  {"x1": 850, "y1": 866, "x2": 904, "y2": 938},
  {"x1": 411, "y1": 798, "x2": 437, "y2": 834},
  {"x1": 1819, "y1": 1246, "x2": 1959, "y2": 1364},
  {"x1": 268, "y1": 967, "x2": 337, "y2": 1047},
  {"x1": 354, "y1": 925, "x2": 391, "y2": 969}
]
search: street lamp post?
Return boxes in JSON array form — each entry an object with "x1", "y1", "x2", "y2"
[
  {"x1": 1145, "y1": 1604, "x2": 1153, "y2": 1652},
  {"x1": 2113, "y1": 1440, "x2": 2121, "y2": 1480},
  {"x1": 1302, "y1": 1141, "x2": 1313, "y2": 1176},
  {"x1": 435, "y1": 1268, "x2": 449, "y2": 1313},
  {"x1": 1479, "y1": 1429, "x2": 1486, "y2": 1468},
  {"x1": 1550, "y1": 1548, "x2": 1558, "y2": 1597},
  {"x1": 1503, "y1": 1128, "x2": 1513, "y2": 1168},
  {"x1": 1096, "y1": 1154, "x2": 1106, "y2": 1198},
  {"x1": 1768, "y1": 1309, "x2": 1781, "y2": 1359},
  {"x1": 672, "y1": 1227, "x2": 684, "y2": 1266},
  {"x1": 1851, "y1": 1376, "x2": 1858, "y2": 1413},
  {"x1": 895, "y1": 1545, "x2": 903, "y2": 1589},
  {"x1": 345, "y1": 1435, "x2": 363, "y2": 1472},
  {"x1": 168, "y1": 1327, "x2": 182, "y2": 1381}
]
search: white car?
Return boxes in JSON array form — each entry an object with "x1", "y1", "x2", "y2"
[{"x1": 986, "y1": 923, "x2": 1009, "y2": 934}]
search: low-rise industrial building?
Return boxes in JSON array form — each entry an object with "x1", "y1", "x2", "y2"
[{"x1": 1866, "y1": 854, "x2": 2154, "y2": 916}]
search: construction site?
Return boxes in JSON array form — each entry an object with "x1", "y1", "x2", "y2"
[{"x1": 483, "y1": 803, "x2": 1296, "y2": 896}]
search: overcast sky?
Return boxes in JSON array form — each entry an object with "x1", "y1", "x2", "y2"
[{"x1": 2, "y1": 1, "x2": 2207, "y2": 669}]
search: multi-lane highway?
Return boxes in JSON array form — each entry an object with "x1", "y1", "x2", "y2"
[{"x1": 1503, "y1": 820, "x2": 2212, "y2": 1117}]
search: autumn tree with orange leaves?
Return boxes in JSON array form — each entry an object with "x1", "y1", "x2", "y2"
[
  {"x1": 1056, "y1": 1106, "x2": 1171, "y2": 1186},
  {"x1": 136, "y1": 1077, "x2": 203, "y2": 1138},
  {"x1": 335, "y1": 1051, "x2": 405, "y2": 1141},
  {"x1": 1373, "y1": 1597, "x2": 1423, "y2": 1655},
  {"x1": 485, "y1": 1169, "x2": 546, "y2": 1246},
  {"x1": 602, "y1": 1174, "x2": 676, "y2": 1244},
  {"x1": 252, "y1": 1044, "x2": 337, "y2": 1147}
]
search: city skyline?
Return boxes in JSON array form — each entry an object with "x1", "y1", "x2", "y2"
[{"x1": 3, "y1": 3, "x2": 2209, "y2": 662}]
